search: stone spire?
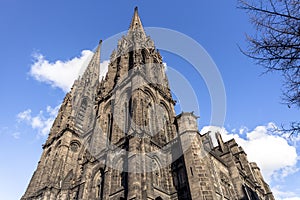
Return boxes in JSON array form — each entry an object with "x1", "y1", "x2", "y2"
[
  {"x1": 71, "y1": 40, "x2": 102, "y2": 95},
  {"x1": 128, "y1": 7, "x2": 145, "y2": 36},
  {"x1": 99, "y1": 7, "x2": 171, "y2": 100},
  {"x1": 80, "y1": 40, "x2": 102, "y2": 87},
  {"x1": 67, "y1": 40, "x2": 102, "y2": 134},
  {"x1": 44, "y1": 41, "x2": 102, "y2": 144}
]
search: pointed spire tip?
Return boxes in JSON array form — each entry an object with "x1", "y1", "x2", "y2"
[
  {"x1": 99, "y1": 39, "x2": 103, "y2": 44},
  {"x1": 129, "y1": 6, "x2": 145, "y2": 33}
]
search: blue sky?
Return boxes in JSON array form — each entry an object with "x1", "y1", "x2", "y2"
[{"x1": 0, "y1": 0, "x2": 299, "y2": 199}]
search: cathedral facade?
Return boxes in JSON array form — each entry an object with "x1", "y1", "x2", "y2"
[{"x1": 22, "y1": 8, "x2": 275, "y2": 200}]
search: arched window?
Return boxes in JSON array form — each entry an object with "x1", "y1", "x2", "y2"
[
  {"x1": 129, "y1": 51, "x2": 134, "y2": 70},
  {"x1": 124, "y1": 102, "x2": 128, "y2": 134},
  {"x1": 157, "y1": 103, "x2": 170, "y2": 143},
  {"x1": 141, "y1": 49, "x2": 146, "y2": 64},
  {"x1": 131, "y1": 99, "x2": 136, "y2": 118},
  {"x1": 95, "y1": 171, "x2": 103, "y2": 199},
  {"x1": 162, "y1": 114, "x2": 169, "y2": 142},
  {"x1": 128, "y1": 98, "x2": 136, "y2": 127},
  {"x1": 148, "y1": 103, "x2": 155, "y2": 136},
  {"x1": 152, "y1": 159, "x2": 161, "y2": 187},
  {"x1": 76, "y1": 98, "x2": 88, "y2": 129},
  {"x1": 107, "y1": 114, "x2": 113, "y2": 143},
  {"x1": 111, "y1": 169, "x2": 122, "y2": 193}
]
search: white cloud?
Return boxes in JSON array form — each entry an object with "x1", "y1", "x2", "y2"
[
  {"x1": 272, "y1": 185, "x2": 300, "y2": 200},
  {"x1": 239, "y1": 126, "x2": 249, "y2": 135},
  {"x1": 273, "y1": 165, "x2": 299, "y2": 181},
  {"x1": 200, "y1": 123, "x2": 299, "y2": 183},
  {"x1": 17, "y1": 105, "x2": 60, "y2": 137},
  {"x1": 201, "y1": 124, "x2": 300, "y2": 199},
  {"x1": 30, "y1": 50, "x2": 109, "y2": 92},
  {"x1": 17, "y1": 109, "x2": 32, "y2": 122},
  {"x1": 22, "y1": 49, "x2": 109, "y2": 137},
  {"x1": 30, "y1": 50, "x2": 92, "y2": 92}
]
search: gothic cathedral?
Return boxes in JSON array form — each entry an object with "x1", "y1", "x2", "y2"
[{"x1": 22, "y1": 8, "x2": 275, "y2": 200}]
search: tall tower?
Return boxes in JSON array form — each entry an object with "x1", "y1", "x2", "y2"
[
  {"x1": 22, "y1": 40, "x2": 102, "y2": 200},
  {"x1": 22, "y1": 7, "x2": 275, "y2": 200}
]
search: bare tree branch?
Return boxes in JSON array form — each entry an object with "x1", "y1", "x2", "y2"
[{"x1": 239, "y1": 0, "x2": 300, "y2": 135}]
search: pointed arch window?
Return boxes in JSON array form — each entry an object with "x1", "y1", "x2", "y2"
[
  {"x1": 131, "y1": 98, "x2": 136, "y2": 117},
  {"x1": 107, "y1": 113, "x2": 113, "y2": 143},
  {"x1": 162, "y1": 114, "x2": 169, "y2": 142},
  {"x1": 129, "y1": 98, "x2": 136, "y2": 127},
  {"x1": 94, "y1": 170, "x2": 104, "y2": 200},
  {"x1": 157, "y1": 103, "x2": 170, "y2": 143},
  {"x1": 141, "y1": 49, "x2": 147, "y2": 64},
  {"x1": 152, "y1": 159, "x2": 162, "y2": 187},
  {"x1": 112, "y1": 159, "x2": 124, "y2": 192},
  {"x1": 77, "y1": 98, "x2": 88, "y2": 128},
  {"x1": 147, "y1": 103, "x2": 155, "y2": 136},
  {"x1": 129, "y1": 51, "x2": 134, "y2": 71},
  {"x1": 124, "y1": 102, "x2": 129, "y2": 134}
]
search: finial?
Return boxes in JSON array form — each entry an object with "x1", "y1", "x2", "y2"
[
  {"x1": 134, "y1": 6, "x2": 138, "y2": 12},
  {"x1": 99, "y1": 39, "x2": 103, "y2": 44}
]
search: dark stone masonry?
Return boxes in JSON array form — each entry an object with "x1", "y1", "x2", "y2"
[{"x1": 22, "y1": 8, "x2": 275, "y2": 200}]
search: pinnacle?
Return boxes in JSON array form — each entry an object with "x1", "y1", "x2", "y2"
[
  {"x1": 94, "y1": 40, "x2": 102, "y2": 60},
  {"x1": 129, "y1": 6, "x2": 145, "y2": 34},
  {"x1": 79, "y1": 40, "x2": 101, "y2": 84}
]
